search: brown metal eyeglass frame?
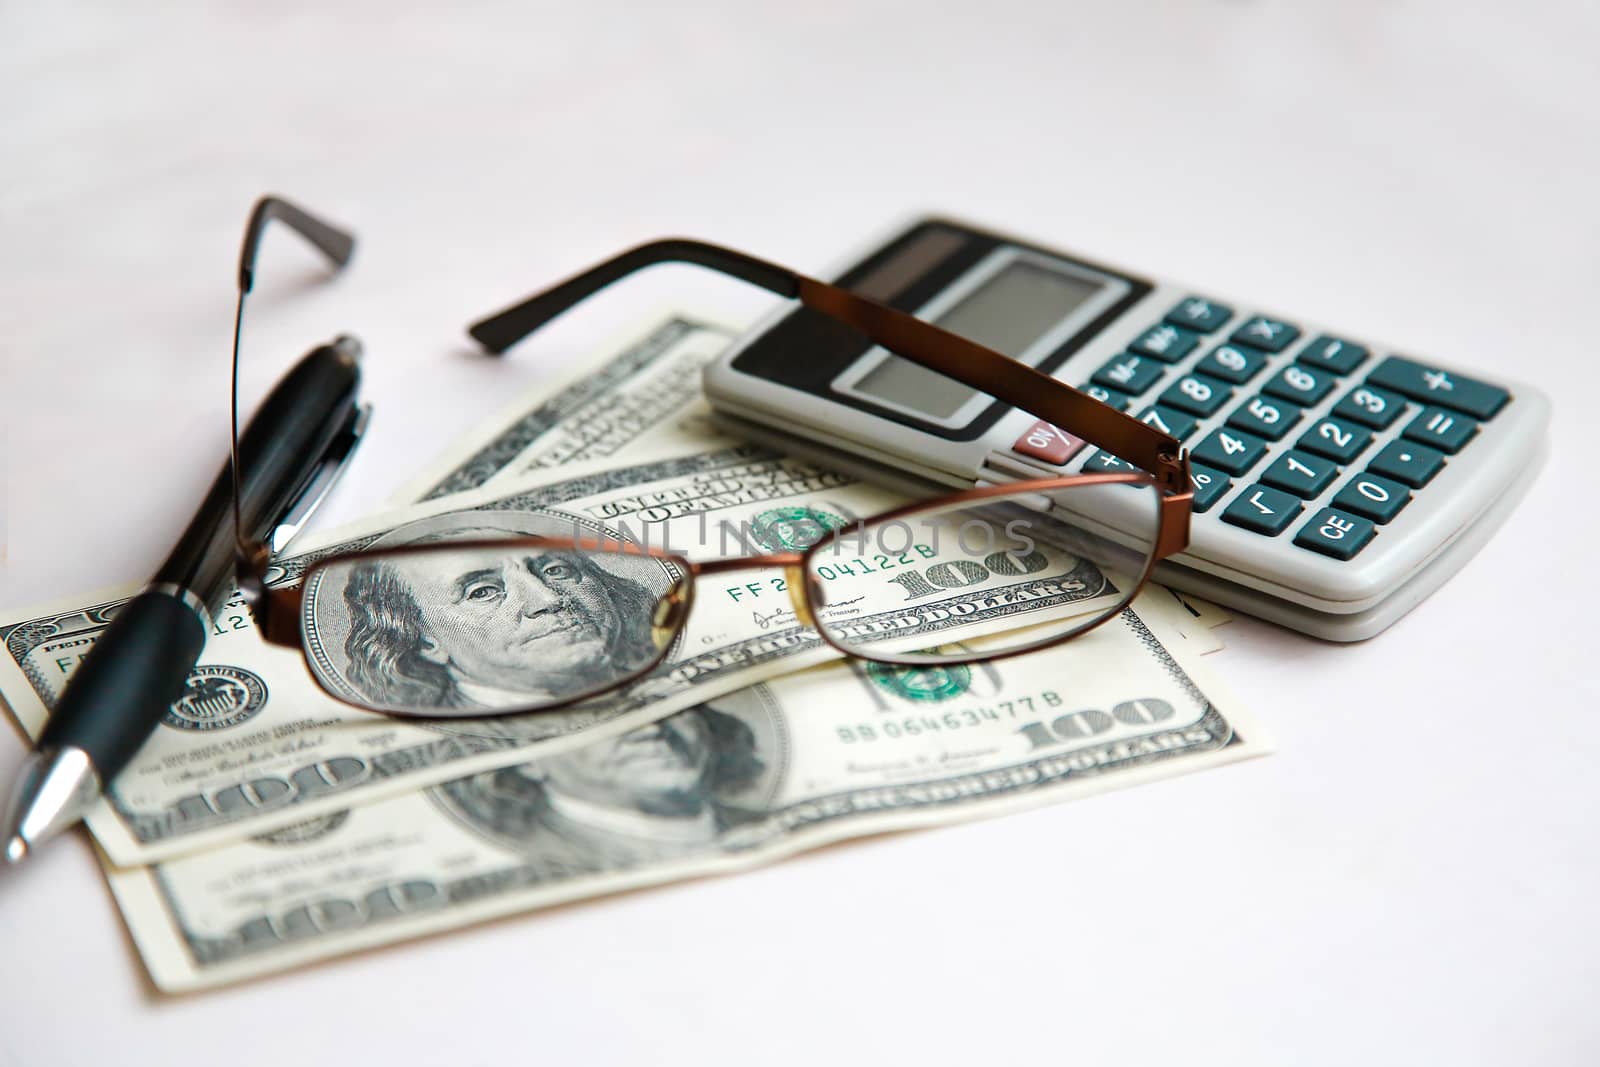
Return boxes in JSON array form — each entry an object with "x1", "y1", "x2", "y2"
[{"x1": 232, "y1": 211, "x2": 1193, "y2": 719}]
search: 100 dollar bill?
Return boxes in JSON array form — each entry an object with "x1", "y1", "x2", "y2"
[
  {"x1": 394, "y1": 313, "x2": 739, "y2": 503},
  {"x1": 106, "y1": 591, "x2": 1265, "y2": 991},
  {"x1": 1, "y1": 445, "x2": 1126, "y2": 865}
]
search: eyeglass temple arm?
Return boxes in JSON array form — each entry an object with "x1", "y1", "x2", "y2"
[
  {"x1": 229, "y1": 196, "x2": 360, "y2": 571},
  {"x1": 468, "y1": 240, "x2": 799, "y2": 351},
  {"x1": 237, "y1": 195, "x2": 357, "y2": 293},
  {"x1": 465, "y1": 238, "x2": 1187, "y2": 495}
]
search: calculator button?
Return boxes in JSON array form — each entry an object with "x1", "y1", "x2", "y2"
[
  {"x1": 1188, "y1": 464, "x2": 1231, "y2": 514},
  {"x1": 1137, "y1": 405, "x2": 1198, "y2": 441},
  {"x1": 1129, "y1": 324, "x2": 1201, "y2": 363},
  {"x1": 1079, "y1": 383, "x2": 1133, "y2": 411},
  {"x1": 1331, "y1": 384, "x2": 1407, "y2": 429},
  {"x1": 1194, "y1": 343, "x2": 1269, "y2": 385},
  {"x1": 1226, "y1": 394, "x2": 1302, "y2": 441},
  {"x1": 1158, "y1": 373, "x2": 1233, "y2": 417},
  {"x1": 1331, "y1": 473, "x2": 1411, "y2": 524},
  {"x1": 1221, "y1": 484, "x2": 1303, "y2": 536},
  {"x1": 1091, "y1": 353, "x2": 1164, "y2": 395},
  {"x1": 1297, "y1": 336, "x2": 1369, "y2": 375},
  {"x1": 1011, "y1": 420, "x2": 1085, "y2": 466},
  {"x1": 1083, "y1": 450, "x2": 1142, "y2": 475},
  {"x1": 1401, "y1": 406, "x2": 1478, "y2": 454},
  {"x1": 1260, "y1": 449, "x2": 1339, "y2": 499},
  {"x1": 1294, "y1": 508, "x2": 1377, "y2": 561},
  {"x1": 1298, "y1": 417, "x2": 1373, "y2": 464},
  {"x1": 1191, "y1": 427, "x2": 1270, "y2": 477},
  {"x1": 1366, "y1": 356, "x2": 1509, "y2": 419},
  {"x1": 1165, "y1": 297, "x2": 1233, "y2": 333},
  {"x1": 1262, "y1": 363, "x2": 1337, "y2": 407},
  {"x1": 1368, "y1": 441, "x2": 1446, "y2": 488},
  {"x1": 1230, "y1": 316, "x2": 1301, "y2": 353}
]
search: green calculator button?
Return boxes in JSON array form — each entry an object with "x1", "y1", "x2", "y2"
[
  {"x1": 1158, "y1": 372, "x2": 1232, "y2": 417},
  {"x1": 1331, "y1": 384, "x2": 1407, "y2": 429},
  {"x1": 1130, "y1": 324, "x2": 1201, "y2": 363},
  {"x1": 1366, "y1": 356, "x2": 1509, "y2": 419},
  {"x1": 1080, "y1": 383, "x2": 1134, "y2": 411},
  {"x1": 1226, "y1": 394, "x2": 1302, "y2": 441},
  {"x1": 1297, "y1": 336, "x2": 1369, "y2": 375},
  {"x1": 1260, "y1": 449, "x2": 1339, "y2": 498},
  {"x1": 1263, "y1": 363, "x2": 1337, "y2": 406},
  {"x1": 1188, "y1": 463, "x2": 1231, "y2": 513},
  {"x1": 1083, "y1": 450, "x2": 1141, "y2": 475},
  {"x1": 1221, "y1": 484, "x2": 1303, "y2": 536},
  {"x1": 1137, "y1": 405, "x2": 1198, "y2": 441},
  {"x1": 1332, "y1": 473, "x2": 1411, "y2": 524},
  {"x1": 1369, "y1": 441, "x2": 1446, "y2": 488},
  {"x1": 1192, "y1": 426, "x2": 1270, "y2": 477},
  {"x1": 1091, "y1": 353, "x2": 1164, "y2": 395},
  {"x1": 1298, "y1": 417, "x2": 1373, "y2": 464},
  {"x1": 1165, "y1": 297, "x2": 1233, "y2": 333},
  {"x1": 1079, "y1": 383, "x2": 1134, "y2": 411},
  {"x1": 1401, "y1": 406, "x2": 1478, "y2": 454},
  {"x1": 1195, "y1": 343, "x2": 1269, "y2": 385},
  {"x1": 1231, "y1": 316, "x2": 1300, "y2": 353},
  {"x1": 1294, "y1": 508, "x2": 1377, "y2": 560}
]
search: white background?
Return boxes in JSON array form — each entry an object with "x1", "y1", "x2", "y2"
[{"x1": 2, "y1": 2, "x2": 1597, "y2": 1064}]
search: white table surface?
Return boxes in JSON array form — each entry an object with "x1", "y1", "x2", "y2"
[{"x1": 2, "y1": 2, "x2": 1597, "y2": 1064}]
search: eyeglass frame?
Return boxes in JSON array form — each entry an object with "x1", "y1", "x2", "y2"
[{"x1": 230, "y1": 206, "x2": 1193, "y2": 718}]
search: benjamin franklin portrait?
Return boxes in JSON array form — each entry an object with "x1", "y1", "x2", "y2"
[
  {"x1": 302, "y1": 511, "x2": 680, "y2": 712},
  {"x1": 432, "y1": 697, "x2": 772, "y2": 868}
]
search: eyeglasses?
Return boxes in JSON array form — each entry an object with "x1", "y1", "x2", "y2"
[{"x1": 230, "y1": 199, "x2": 1192, "y2": 719}]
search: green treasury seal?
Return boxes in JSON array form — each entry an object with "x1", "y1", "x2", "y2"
[
  {"x1": 865, "y1": 661, "x2": 973, "y2": 703},
  {"x1": 748, "y1": 506, "x2": 849, "y2": 551}
]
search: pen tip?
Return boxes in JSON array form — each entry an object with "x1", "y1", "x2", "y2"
[{"x1": 3, "y1": 835, "x2": 26, "y2": 865}]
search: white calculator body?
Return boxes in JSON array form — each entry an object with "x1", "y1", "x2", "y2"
[{"x1": 703, "y1": 217, "x2": 1549, "y2": 641}]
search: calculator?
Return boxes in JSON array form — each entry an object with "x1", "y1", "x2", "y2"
[{"x1": 703, "y1": 217, "x2": 1550, "y2": 640}]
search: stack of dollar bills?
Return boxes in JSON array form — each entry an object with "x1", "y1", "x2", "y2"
[{"x1": 0, "y1": 313, "x2": 1268, "y2": 991}]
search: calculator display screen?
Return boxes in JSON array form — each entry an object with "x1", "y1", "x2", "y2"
[{"x1": 851, "y1": 260, "x2": 1105, "y2": 419}]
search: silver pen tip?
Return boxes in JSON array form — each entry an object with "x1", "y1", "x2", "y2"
[{"x1": 4, "y1": 835, "x2": 26, "y2": 865}]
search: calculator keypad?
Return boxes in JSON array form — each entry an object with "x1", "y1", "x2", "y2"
[
  {"x1": 1069, "y1": 293, "x2": 1513, "y2": 566},
  {"x1": 1191, "y1": 427, "x2": 1269, "y2": 476},
  {"x1": 1369, "y1": 441, "x2": 1445, "y2": 488},
  {"x1": 1092, "y1": 354, "x2": 1164, "y2": 395},
  {"x1": 1130, "y1": 324, "x2": 1200, "y2": 363},
  {"x1": 1165, "y1": 298, "x2": 1232, "y2": 332},
  {"x1": 1159, "y1": 373, "x2": 1233, "y2": 417},
  {"x1": 1331, "y1": 384, "x2": 1407, "y2": 430},
  {"x1": 1296, "y1": 336, "x2": 1369, "y2": 375},
  {"x1": 1195, "y1": 343, "x2": 1269, "y2": 384},
  {"x1": 1227, "y1": 395, "x2": 1302, "y2": 441},
  {"x1": 1079, "y1": 383, "x2": 1133, "y2": 411},
  {"x1": 1260, "y1": 450, "x2": 1339, "y2": 498},
  {"x1": 1262, "y1": 364, "x2": 1337, "y2": 407},
  {"x1": 1188, "y1": 464, "x2": 1231, "y2": 513},
  {"x1": 1402, "y1": 406, "x2": 1478, "y2": 454},
  {"x1": 1297, "y1": 417, "x2": 1372, "y2": 464},
  {"x1": 1138, "y1": 406, "x2": 1198, "y2": 441},
  {"x1": 1366, "y1": 356, "x2": 1508, "y2": 419},
  {"x1": 1332, "y1": 473, "x2": 1411, "y2": 524},
  {"x1": 1221, "y1": 484, "x2": 1302, "y2": 536},
  {"x1": 1231, "y1": 317, "x2": 1300, "y2": 353},
  {"x1": 1294, "y1": 508, "x2": 1376, "y2": 561}
]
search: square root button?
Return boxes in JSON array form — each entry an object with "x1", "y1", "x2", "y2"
[
  {"x1": 1221, "y1": 483, "x2": 1303, "y2": 536},
  {"x1": 1011, "y1": 420, "x2": 1086, "y2": 465}
]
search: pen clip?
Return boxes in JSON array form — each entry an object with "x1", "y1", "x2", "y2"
[{"x1": 270, "y1": 402, "x2": 373, "y2": 554}]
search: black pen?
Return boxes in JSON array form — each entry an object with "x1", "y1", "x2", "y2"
[{"x1": 3, "y1": 196, "x2": 368, "y2": 864}]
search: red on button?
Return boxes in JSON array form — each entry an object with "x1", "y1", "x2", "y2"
[{"x1": 1012, "y1": 420, "x2": 1085, "y2": 465}]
